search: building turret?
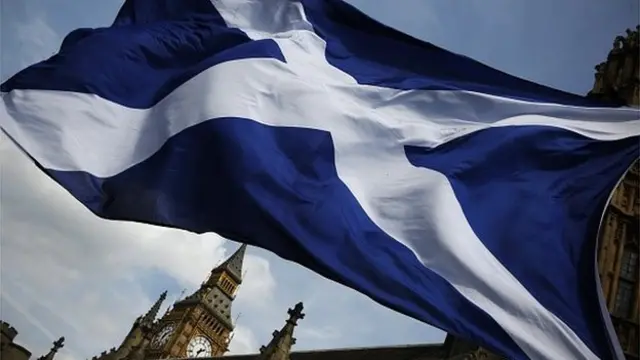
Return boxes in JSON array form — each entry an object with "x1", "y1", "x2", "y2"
[
  {"x1": 205, "y1": 243, "x2": 247, "y2": 286},
  {"x1": 37, "y1": 337, "x2": 65, "y2": 360},
  {"x1": 258, "y1": 302, "x2": 305, "y2": 360},
  {"x1": 90, "y1": 290, "x2": 167, "y2": 360},
  {"x1": 174, "y1": 243, "x2": 247, "y2": 329},
  {"x1": 1, "y1": 321, "x2": 32, "y2": 360},
  {"x1": 141, "y1": 290, "x2": 167, "y2": 326},
  {"x1": 588, "y1": 25, "x2": 639, "y2": 106}
]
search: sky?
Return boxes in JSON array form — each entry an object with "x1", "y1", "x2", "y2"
[{"x1": 0, "y1": 0, "x2": 637, "y2": 359}]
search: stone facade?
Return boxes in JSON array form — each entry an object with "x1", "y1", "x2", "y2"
[
  {"x1": 588, "y1": 25, "x2": 639, "y2": 106},
  {"x1": 598, "y1": 162, "x2": 639, "y2": 360},
  {"x1": 591, "y1": 25, "x2": 640, "y2": 360},
  {"x1": 1, "y1": 322, "x2": 32, "y2": 360}
]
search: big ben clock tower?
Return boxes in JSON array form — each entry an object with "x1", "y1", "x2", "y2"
[{"x1": 145, "y1": 243, "x2": 247, "y2": 358}]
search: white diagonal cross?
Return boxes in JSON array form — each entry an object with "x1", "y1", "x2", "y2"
[{"x1": 2, "y1": 1, "x2": 638, "y2": 359}]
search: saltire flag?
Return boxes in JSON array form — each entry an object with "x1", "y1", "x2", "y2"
[{"x1": 1, "y1": 0, "x2": 638, "y2": 359}]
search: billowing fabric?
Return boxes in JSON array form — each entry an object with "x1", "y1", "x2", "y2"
[{"x1": 1, "y1": 0, "x2": 638, "y2": 358}]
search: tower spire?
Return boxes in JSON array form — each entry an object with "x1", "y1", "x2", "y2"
[
  {"x1": 37, "y1": 337, "x2": 65, "y2": 360},
  {"x1": 258, "y1": 302, "x2": 305, "y2": 360},
  {"x1": 142, "y1": 290, "x2": 167, "y2": 324},
  {"x1": 207, "y1": 243, "x2": 248, "y2": 284}
]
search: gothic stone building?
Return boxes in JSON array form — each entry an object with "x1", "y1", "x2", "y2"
[
  {"x1": 85, "y1": 243, "x2": 498, "y2": 360},
  {"x1": 1, "y1": 322, "x2": 65, "y2": 360},
  {"x1": 2, "y1": 26, "x2": 639, "y2": 360},
  {"x1": 589, "y1": 25, "x2": 640, "y2": 360},
  {"x1": 0, "y1": 241, "x2": 501, "y2": 360}
]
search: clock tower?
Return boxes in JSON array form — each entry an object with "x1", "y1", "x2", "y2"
[{"x1": 145, "y1": 243, "x2": 247, "y2": 358}]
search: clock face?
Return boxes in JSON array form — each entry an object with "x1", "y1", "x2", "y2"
[
  {"x1": 186, "y1": 336, "x2": 212, "y2": 358},
  {"x1": 151, "y1": 324, "x2": 174, "y2": 348}
]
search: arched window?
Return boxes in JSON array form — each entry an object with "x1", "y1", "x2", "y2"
[
  {"x1": 614, "y1": 248, "x2": 638, "y2": 318},
  {"x1": 620, "y1": 249, "x2": 638, "y2": 281},
  {"x1": 613, "y1": 281, "x2": 634, "y2": 317}
]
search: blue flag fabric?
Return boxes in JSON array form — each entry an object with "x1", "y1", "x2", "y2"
[{"x1": 1, "y1": 0, "x2": 638, "y2": 359}]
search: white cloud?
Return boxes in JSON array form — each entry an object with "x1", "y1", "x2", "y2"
[
  {"x1": 297, "y1": 326, "x2": 341, "y2": 342},
  {"x1": 237, "y1": 255, "x2": 276, "y2": 307},
  {"x1": 227, "y1": 325, "x2": 259, "y2": 355},
  {"x1": 1, "y1": 290, "x2": 57, "y2": 341}
]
